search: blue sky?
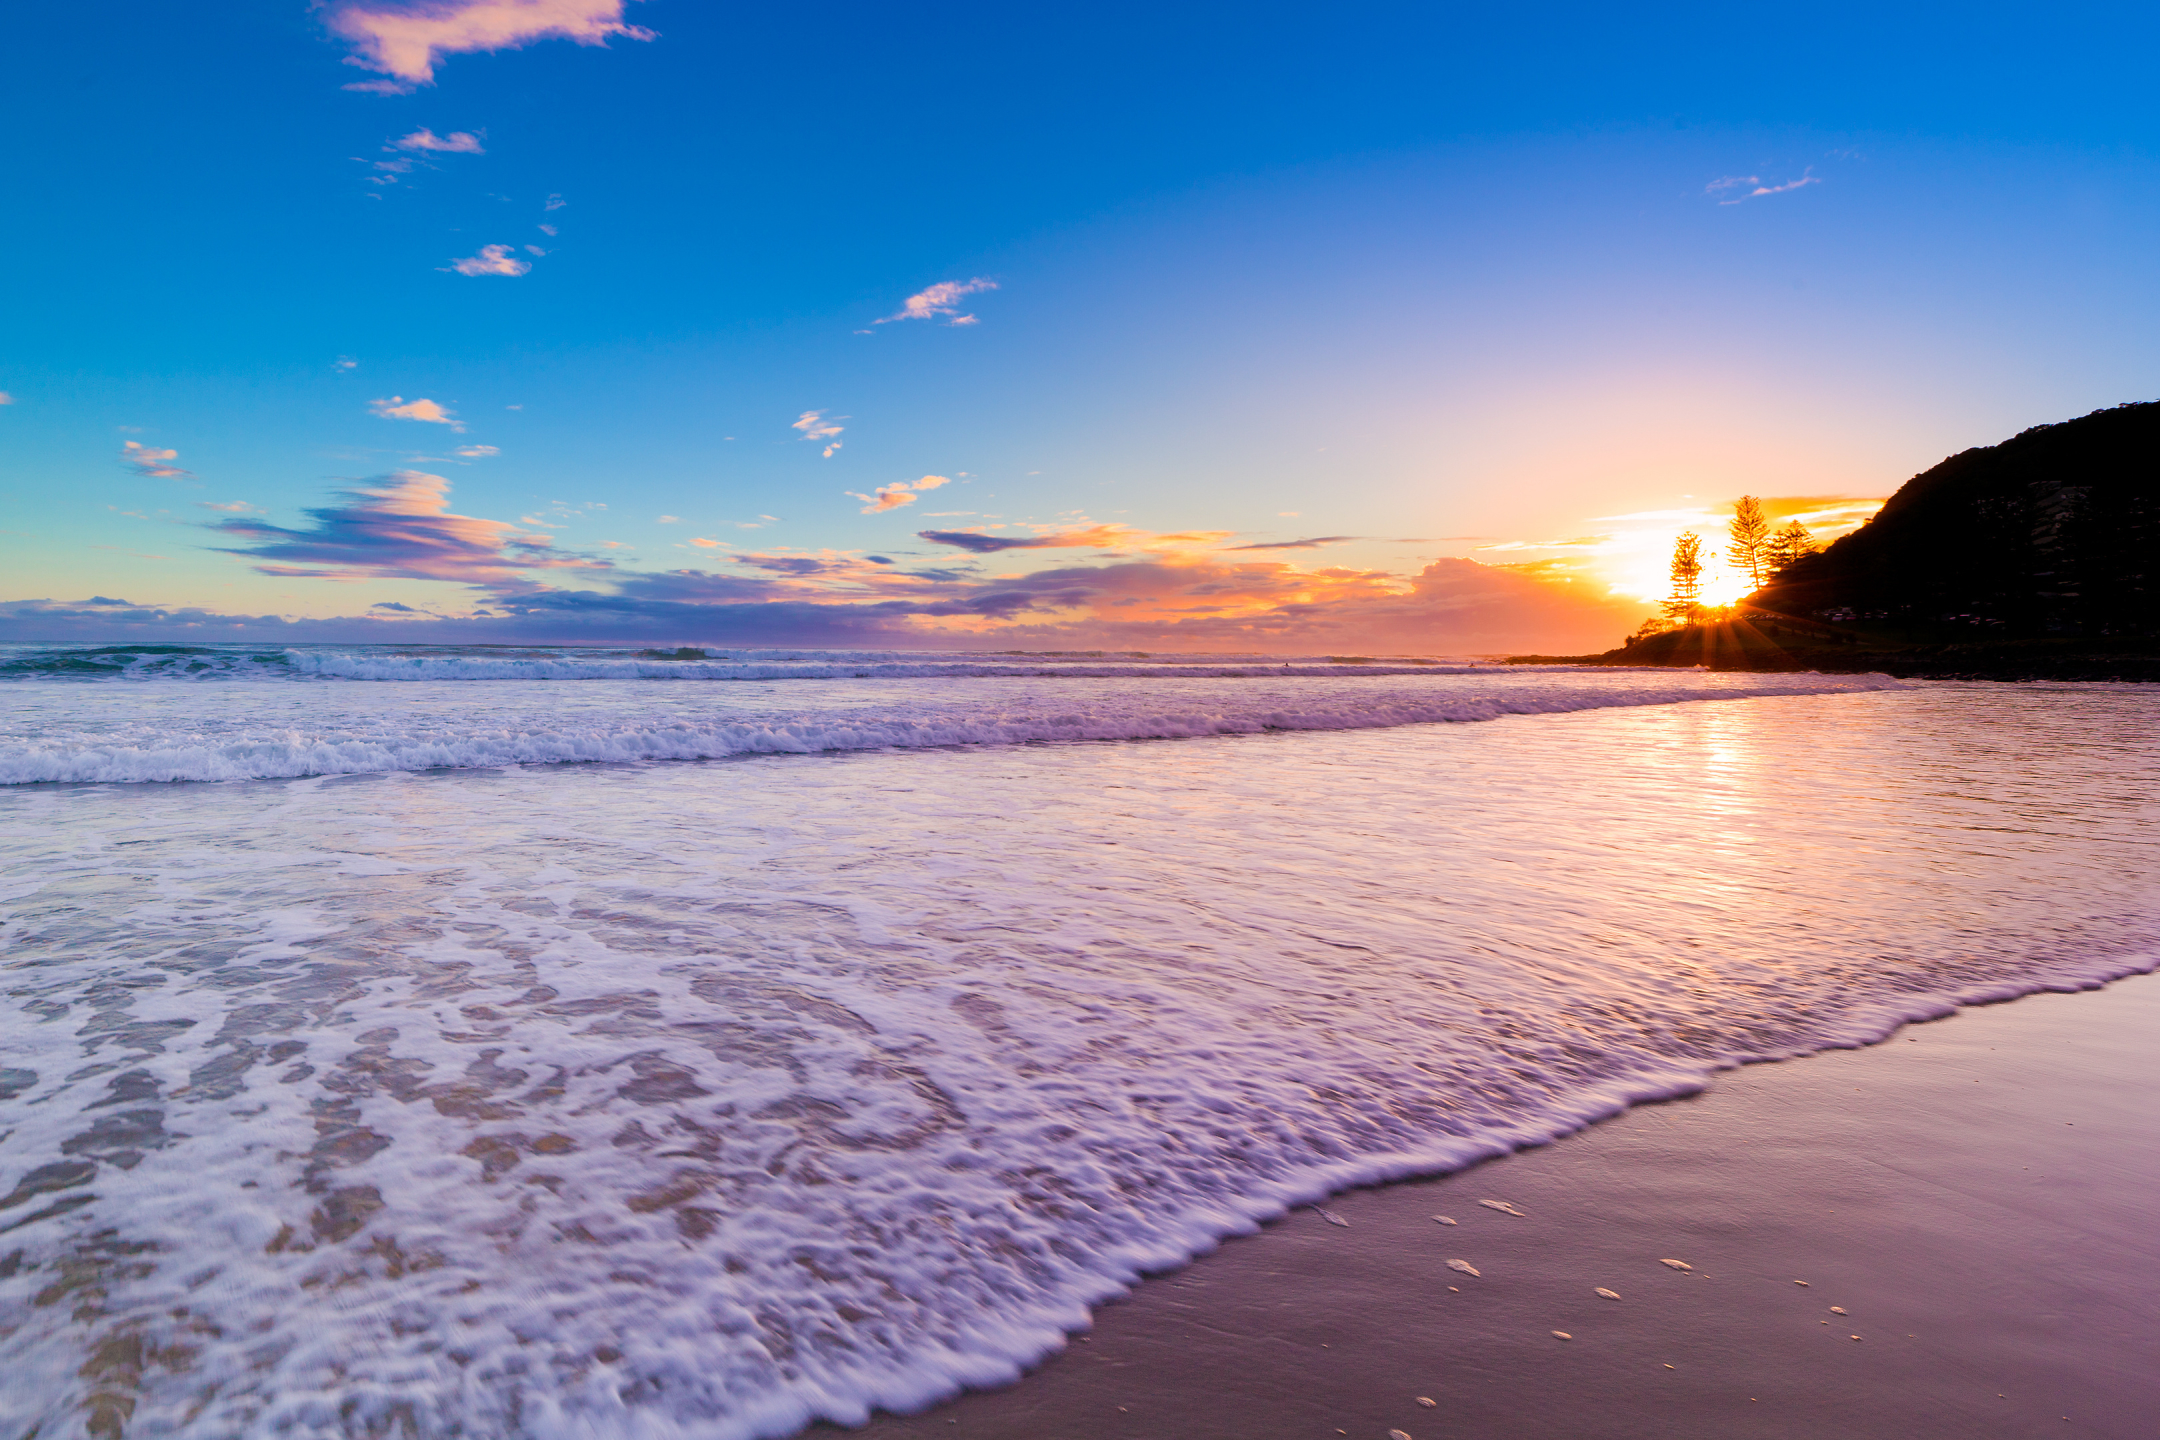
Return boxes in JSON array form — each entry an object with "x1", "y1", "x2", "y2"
[{"x1": 4, "y1": 1, "x2": 2157, "y2": 649}]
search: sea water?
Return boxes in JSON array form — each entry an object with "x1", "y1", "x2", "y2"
[{"x1": 1, "y1": 646, "x2": 2153, "y2": 1438}]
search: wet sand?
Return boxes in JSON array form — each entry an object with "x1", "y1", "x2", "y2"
[{"x1": 826, "y1": 970, "x2": 2160, "y2": 1440}]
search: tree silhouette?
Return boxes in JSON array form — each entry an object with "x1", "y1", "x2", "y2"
[
  {"x1": 1663, "y1": 531, "x2": 1705, "y2": 620},
  {"x1": 1765, "y1": 519, "x2": 1816, "y2": 577},
  {"x1": 1727, "y1": 496, "x2": 1770, "y2": 589}
]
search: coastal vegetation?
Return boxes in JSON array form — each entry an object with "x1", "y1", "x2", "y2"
[{"x1": 1510, "y1": 401, "x2": 2159, "y2": 680}]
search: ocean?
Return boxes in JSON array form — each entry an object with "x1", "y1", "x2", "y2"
[{"x1": 1, "y1": 645, "x2": 2153, "y2": 1439}]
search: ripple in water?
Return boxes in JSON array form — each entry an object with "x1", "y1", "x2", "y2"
[{"x1": 0, "y1": 679, "x2": 2154, "y2": 1438}]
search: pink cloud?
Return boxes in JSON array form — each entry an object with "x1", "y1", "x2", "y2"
[
  {"x1": 793, "y1": 409, "x2": 844, "y2": 456},
  {"x1": 369, "y1": 395, "x2": 465, "y2": 430},
  {"x1": 211, "y1": 471, "x2": 611, "y2": 586},
  {"x1": 917, "y1": 522, "x2": 1227, "y2": 553},
  {"x1": 394, "y1": 127, "x2": 485, "y2": 153},
  {"x1": 875, "y1": 278, "x2": 998, "y2": 326},
  {"x1": 329, "y1": 0, "x2": 655, "y2": 90},
  {"x1": 121, "y1": 441, "x2": 191, "y2": 479},
  {"x1": 447, "y1": 243, "x2": 531, "y2": 277}
]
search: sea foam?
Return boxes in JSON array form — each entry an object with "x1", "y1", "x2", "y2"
[
  {"x1": 0, "y1": 662, "x2": 1900, "y2": 784},
  {"x1": 4, "y1": 669, "x2": 2152, "y2": 1440}
]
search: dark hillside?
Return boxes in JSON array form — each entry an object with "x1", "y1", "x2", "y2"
[{"x1": 1753, "y1": 401, "x2": 2158, "y2": 636}]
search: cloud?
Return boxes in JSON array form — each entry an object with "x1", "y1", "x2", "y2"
[
  {"x1": 847, "y1": 475, "x2": 951, "y2": 514},
  {"x1": 1225, "y1": 535, "x2": 1358, "y2": 551},
  {"x1": 196, "y1": 501, "x2": 263, "y2": 514},
  {"x1": 688, "y1": 537, "x2": 724, "y2": 547},
  {"x1": 393, "y1": 127, "x2": 485, "y2": 153},
  {"x1": 876, "y1": 278, "x2": 998, "y2": 326},
  {"x1": 850, "y1": 487, "x2": 918, "y2": 514},
  {"x1": 121, "y1": 441, "x2": 191, "y2": 479},
  {"x1": 334, "y1": 356, "x2": 359, "y2": 372},
  {"x1": 1707, "y1": 169, "x2": 1821, "y2": 205},
  {"x1": 0, "y1": 392, "x2": 16, "y2": 405},
  {"x1": 917, "y1": 523, "x2": 1220, "y2": 554},
  {"x1": 447, "y1": 243, "x2": 531, "y2": 276},
  {"x1": 369, "y1": 395, "x2": 465, "y2": 430},
  {"x1": 328, "y1": 0, "x2": 655, "y2": 90},
  {"x1": 210, "y1": 471, "x2": 610, "y2": 586},
  {"x1": 545, "y1": 194, "x2": 566, "y2": 211},
  {"x1": 454, "y1": 443, "x2": 500, "y2": 457},
  {"x1": 656, "y1": 515, "x2": 681, "y2": 524},
  {"x1": 3, "y1": 543, "x2": 1641, "y2": 654},
  {"x1": 793, "y1": 409, "x2": 845, "y2": 456},
  {"x1": 371, "y1": 600, "x2": 419, "y2": 612}
]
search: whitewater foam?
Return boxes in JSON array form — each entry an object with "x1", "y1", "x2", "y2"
[
  {"x1": 0, "y1": 661, "x2": 1898, "y2": 784},
  {"x1": 2, "y1": 674, "x2": 2152, "y2": 1440}
]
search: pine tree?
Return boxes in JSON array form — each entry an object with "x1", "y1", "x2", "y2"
[
  {"x1": 1765, "y1": 519, "x2": 1816, "y2": 576},
  {"x1": 1663, "y1": 531, "x2": 1705, "y2": 620},
  {"x1": 1726, "y1": 496, "x2": 1770, "y2": 590}
]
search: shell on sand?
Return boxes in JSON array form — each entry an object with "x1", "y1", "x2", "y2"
[
  {"x1": 1658, "y1": 1258, "x2": 1692, "y2": 1271},
  {"x1": 1830, "y1": 1306, "x2": 1847, "y2": 1315},
  {"x1": 1315, "y1": 1207, "x2": 1350, "y2": 1227},
  {"x1": 1479, "y1": 1199, "x2": 1528, "y2": 1216},
  {"x1": 1551, "y1": 1331, "x2": 1573, "y2": 1341},
  {"x1": 1595, "y1": 1287, "x2": 1621, "y2": 1301},
  {"x1": 1445, "y1": 1259, "x2": 1481, "y2": 1277},
  {"x1": 1416, "y1": 1397, "x2": 1437, "y2": 1407},
  {"x1": 1431, "y1": 1216, "x2": 1458, "y2": 1225},
  {"x1": 1389, "y1": 1431, "x2": 1414, "y2": 1440}
]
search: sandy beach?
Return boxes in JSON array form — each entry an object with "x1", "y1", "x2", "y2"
[{"x1": 829, "y1": 970, "x2": 2160, "y2": 1440}]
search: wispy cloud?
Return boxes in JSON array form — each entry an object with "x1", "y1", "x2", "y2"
[
  {"x1": 1706, "y1": 168, "x2": 1821, "y2": 205},
  {"x1": 918, "y1": 522, "x2": 1228, "y2": 554},
  {"x1": 0, "y1": 391, "x2": 16, "y2": 405},
  {"x1": 875, "y1": 278, "x2": 998, "y2": 326},
  {"x1": 446, "y1": 243, "x2": 531, "y2": 276},
  {"x1": 121, "y1": 441, "x2": 191, "y2": 479},
  {"x1": 1225, "y1": 535, "x2": 1358, "y2": 551},
  {"x1": 846, "y1": 475, "x2": 951, "y2": 514},
  {"x1": 196, "y1": 500, "x2": 263, "y2": 514},
  {"x1": 210, "y1": 471, "x2": 610, "y2": 585},
  {"x1": 334, "y1": 356, "x2": 359, "y2": 372},
  {"x1": 393, "y1": 127, "x2": 485, "y2": 153},
  {"x1": 793, "y1": 409, "x2": 845, "y2": 456},
  {"x1": 329, "y1": 0, "x2": 656, "y2": 92},
  {"x1": 454, "y1": 443, "x2": 500, "y2": 457},
  {"x1": 370, "y1": 395, "x2": 465, "y2": 430}
]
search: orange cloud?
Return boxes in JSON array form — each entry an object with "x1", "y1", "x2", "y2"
[
  {"x1": 330, "y1": 0, "x2": 655, "y2": 91},
  {"x1": 849, "y1": 475, "x2": 952, "y2": 514}
]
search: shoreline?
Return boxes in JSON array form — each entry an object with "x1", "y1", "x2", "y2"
[{"x1": 823, "y1": 969, "x2": 2160, "y2": 1439}]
